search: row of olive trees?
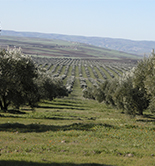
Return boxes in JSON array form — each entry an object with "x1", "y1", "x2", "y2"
[
  {"x1": 0, "y1": 47, "x2": 68, "y2": 111},
  {"x1": 83, "y1": 51, "x2": 155, "y2": 115}
]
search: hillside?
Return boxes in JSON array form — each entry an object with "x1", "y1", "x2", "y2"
[
  {"x1": 0, "y1": 35, "x2": 139, "y2": 60},
  {"x1": 2, "y1": 30, "x2": 155, "y2": 56}
]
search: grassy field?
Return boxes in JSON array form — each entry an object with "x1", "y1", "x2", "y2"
[{"x1": 0, "y1": 76, "x2": 155, "y2": 166}]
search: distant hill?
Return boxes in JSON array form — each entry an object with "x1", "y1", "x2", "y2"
[
  {"x1": 1, "y1": 30, "x2": 155, "y2": 56},
  {"x1": 0, "y1": 35, "x2": 140, "y2": 61}
]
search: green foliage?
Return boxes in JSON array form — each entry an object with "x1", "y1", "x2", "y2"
[
  {"x1": 83, "y1": 50, "x2": 155, "y2": 115},
  {"x1": 83, "y1": 87, "x2": 96, "y2": 100},
  {"x1": 0, "y1": 47, "x2": 68, "y2": 111},
  {"x1": 104, "y1": 78, "x2": 119, "y2": 106},
  {"x1": 35, "y1": 72, "x2": 68, "y2": 101},
  {"x1": 95, "y1": 80, "x2": 109, "y2": 103},
  {"x1": 148, "y1": 97, "x2": 155, "y2": 113},
  {"x1": 0, "y1": 47, "x2": 38, "y2": 110}
]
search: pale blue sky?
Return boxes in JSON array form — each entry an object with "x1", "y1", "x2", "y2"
[{"x1": 0, "y1": 0, "x2": 155, "y2": 40}]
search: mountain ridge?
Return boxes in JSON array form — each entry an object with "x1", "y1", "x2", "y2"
[{"x1": 1, "y1": 30, "x2": 155, "y2": 56}]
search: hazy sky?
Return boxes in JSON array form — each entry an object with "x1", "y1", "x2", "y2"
[{"x1": 0, "y1": 0, "x2": 155, "y2": 41}]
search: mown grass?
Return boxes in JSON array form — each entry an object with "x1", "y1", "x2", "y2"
[{"x1": 0, "y1": 75, "x2": 155, "y2": 166}]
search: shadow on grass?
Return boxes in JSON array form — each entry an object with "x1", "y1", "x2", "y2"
[
  {"x1": 136, "y1": 119, "x2": 155, "y2": 122},
  {"x1": 35, "y1": 105, "x2": 86, "y2": 111},
  {"x1": 0, "y1": 114, "x2": 82, "y2": 120},
  {"x1": 136, "y1": 113, "x2": 155, "y2": 123},
  {"x1": 45, "y1": 100, "x2": 83, "y2": 104},
  {"x1": 3, "y1": 109, "x2": 26, "y2": 114},
  {"x1": 0, "y1": 160, "x2": 113, "y2": 166},
  {"x1": 42, "y1": 101, "x2": 86, "y2": 108},
  {"x1": 0, "y1": 122, "x2": 117, "y2": 133},
  {"x1": 20, "y1": 108, "x2": 34, "y2": 112},
  {"x1": 143, "y1": 113, "x2": 155, "y2": 119},
  {"x1": 40, "y1": 100, "x2": 90, "y2": 109}
]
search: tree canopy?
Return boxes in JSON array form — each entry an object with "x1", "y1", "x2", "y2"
[
  {"x1": 0, "y1": 47, "x2": 68, "y2": 111},
  {"x1": 83, "y1": 51, "x2": 155, "y2": 116}
]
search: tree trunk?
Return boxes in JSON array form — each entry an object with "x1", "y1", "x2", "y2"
[
  {"x1": 1, "y1": 96, "x2": 9, "y2": 112},
  {"x1": 138, "y1": 109, "x2": 143, "y2": 116},
  {"x1": 0, "y1": 100, "x2": 4, "y2": 111}
]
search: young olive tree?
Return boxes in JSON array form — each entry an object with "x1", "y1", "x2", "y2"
[
  {"x1": 104, "y1": 78, "x2": 119, "y2": 106},
  {"x1": 95, "y1": 80, "x2": 110, "y2": 103},
  {"x1": 114, "y1": 72, "x2": 140, "y2": 115},
  {"x1": 35, "y1": 71, "x2": 68, "y2": 101},
  {"x1": 110, "y1": 69, "x2": 148, "y2": 115},
  {"x1": 131, "y1": 57, "x2": 150, "y2": 115},
  {"x1": 83, "y1": 87, "x2": 96, "y2": 100}
]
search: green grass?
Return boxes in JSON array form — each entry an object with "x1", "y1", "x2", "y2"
[
  {"x1": 0, "y1": 54, "x2": 153, "y2": 165},
  {"x1": 94, "y1": 66, "x2": 106, "y2": 80},
  {"x1": 1, "y1": 80, "x2": 155, "y2": 166},
  {"x1": 87, "y1": 66, "x2": 96, "y2": 79},
  {"x1": 59, "y1": 65, "x2": 66, "y2": 76},
  {"x1": 53, "y1": 65, "x2": 60, "y2": 74},
  {"x1": 75, "y1": 66, "x2": 79, "y2": 78},
  {"x1": 100, "y1": 66, "x2": 111, "y2": 79},
  {"x1": 67, "y1": 66, "x2": 72, "y2": 77},
  {"x1": 105, "y1": 66, "x2": 118, "y2": 78},
  {"x1": 81, "y1": 66, "x2": 87, "y2": 79}
]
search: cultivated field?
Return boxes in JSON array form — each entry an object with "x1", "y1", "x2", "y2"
[
  {"x1": 0, "y1": 58, "x2": 155, "y2": 166},
  {"x1": 32, "y1": 57, "x2": 136, "y2": 91},
  {"x1": 0, "y1": 36, "x2": 140, "y2": 59}
]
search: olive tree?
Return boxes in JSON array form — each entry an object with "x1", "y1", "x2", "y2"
[
  {"x1": 95, "y1": 80, "x2": 109, "y2": 103},
  {"x1": 83, "y1": 87, "x2": 96, "y2": 100},
  {"x1": 0, "y1": 47, "x2": 68, "y2": 111},
  {"x1": 143, "y1": 51, "x2": 155, "y2": 113},
  {"x1": 104, "y1": 78, "x2": 119, "y2": 106},
  {"x1": 84, "y1": 50, "x2": 155, "y2": 116},
  {"x1": 83, "y1": 64, "x2": 149, "y2": 115},
  {"x1": 35, "y1": 71, "x2": 68, "y2": 101},
  {"x1": 0, "y1": 47, "x2": 39, "y2": 111}
]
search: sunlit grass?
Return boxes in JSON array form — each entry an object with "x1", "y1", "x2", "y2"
[
  {"x1": 87, "y1": 66, "x2": 96, "y2": 79},
  {"x1": 100, "y1": 66, "x2": 112, "y2": 79},
  {"x1": 0, "y1": 90, "x2": 155, "y2": 165},
  {"x1": 59, "y1": 65, "x2": 66, "y2": 76}
]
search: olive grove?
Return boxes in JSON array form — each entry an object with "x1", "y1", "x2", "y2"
[
  {"x1": 0, "y1": 47, "x2": 68, "y2": 111},
  {"x1": 83, "y1": 51, "x2": 155, "y2": 115}
]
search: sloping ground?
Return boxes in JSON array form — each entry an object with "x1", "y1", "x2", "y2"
[
  {"x1": 0, "y1": 58, "x2": 154, "y2": 165},
  {"x1": 0, "y1": 36, "x2": 140, "y2": 60},
  {"x1": 2, "y1": 30, "x2": 155, "y2": 56},
  {"x1": 0, "y1": 85, "x2": 155, "y2": 166}
]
